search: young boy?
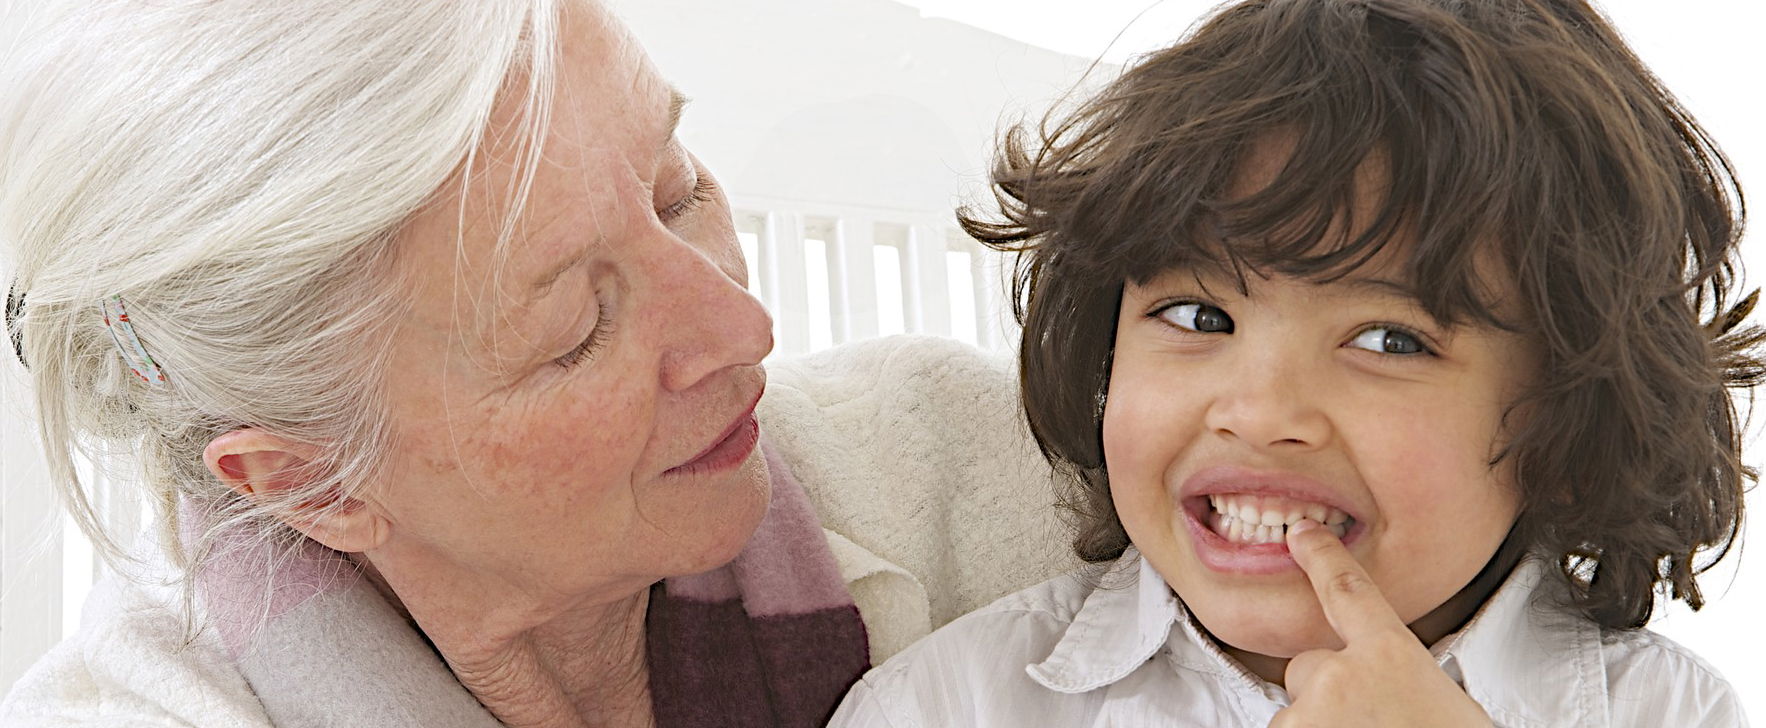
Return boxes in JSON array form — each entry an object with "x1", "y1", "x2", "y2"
[{"x1": 830, "y1": 0, "x2": 1757, "y2": 725}]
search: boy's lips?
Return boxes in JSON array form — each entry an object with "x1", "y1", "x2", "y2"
[{"x1": 1176, "y1": 465, "x2": 1369, "y2": 575}]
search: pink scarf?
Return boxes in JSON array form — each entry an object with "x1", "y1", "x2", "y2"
[{"x1": 189, "y1": 441, "x2": 869, "y2": 727}]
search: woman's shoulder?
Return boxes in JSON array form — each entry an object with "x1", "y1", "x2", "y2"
[
  {"x1": 760, "y1": 335, "x2": 1078, "y2": 632},
  {"x1": 0, "y1": 568, "x2": 273, "y2": 726}
]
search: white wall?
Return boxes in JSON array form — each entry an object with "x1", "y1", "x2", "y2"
[
  {"x1": 0, "y1": 0, "x2": 67, "y2": 694},
  {"x1": 605, "y1": 0, "x2": 1108, "y2": 217}
]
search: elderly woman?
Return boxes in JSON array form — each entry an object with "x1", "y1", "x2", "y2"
[{"x1": 0, "y1": 1, "x2": 1070, "y2": 726}]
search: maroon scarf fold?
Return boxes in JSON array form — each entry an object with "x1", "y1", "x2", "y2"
[{"x1": 646, "y1": 442, "x2": 872, "y2": 727}]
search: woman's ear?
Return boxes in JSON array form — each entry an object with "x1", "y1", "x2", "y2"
[{"x1": 203, "y1": 429, "x2": 389, "y2": 553}]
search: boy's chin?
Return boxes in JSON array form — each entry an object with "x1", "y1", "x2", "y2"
[{"x1": 1193, "y1": 604, "x2": 1345, "y2": 660}]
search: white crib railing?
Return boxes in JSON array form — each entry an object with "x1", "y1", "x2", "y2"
[{"x1": 732, "y1": 197, "x2": 1016, "y2": 357}]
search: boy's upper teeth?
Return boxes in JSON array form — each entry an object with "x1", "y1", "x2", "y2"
[{"x1": 1208, "y1": 493, "x2": 1351, "y2": 526}]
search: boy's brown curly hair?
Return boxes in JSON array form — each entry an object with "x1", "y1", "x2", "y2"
[{"x1": 962, "y1": 0, "x2": 1762, "y2": 629}]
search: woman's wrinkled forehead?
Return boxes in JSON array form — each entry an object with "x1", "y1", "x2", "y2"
[{"x1": 390, "y1": 0, "x2": 679, "y2": 356}]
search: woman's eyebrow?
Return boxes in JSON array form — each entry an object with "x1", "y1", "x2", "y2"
[
  {"x1": 662, "y1": 86, "x2": 687, "y2": 144},
  {"x1": 521, "y1": 87, "x2": 688, "y2": 305},
  {"x1": 527, "y1": 247, "x2": 591, "y2": 302}
]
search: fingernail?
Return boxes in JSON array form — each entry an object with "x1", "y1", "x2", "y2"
[{"x1": 1289, "y1": 519, "x2": 1322, "y2": 536}]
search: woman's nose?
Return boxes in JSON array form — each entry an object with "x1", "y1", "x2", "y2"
[
  {"x1": 1200, "y1": 348, "x2": 1332, "y2": 452},
  {"x1": 650, "y1": 232, "x2": 774, "y2": 392}
]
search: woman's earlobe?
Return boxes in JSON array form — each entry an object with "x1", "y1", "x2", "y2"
[{"x1": 202, "y1": 429, "x2": 389, "y2": 552}]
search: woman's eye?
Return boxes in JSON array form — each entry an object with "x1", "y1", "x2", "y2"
[
  {"x1": 1348, "y1": 326, "x2": 1429, "y2": 355},
  {"x1": 657, "y1": 172, "x2": 717, "y2": 223},
  {"x1": 1157, "y1": 302, "x2": 1234, "y2": 333},
  {"x1": 556, "y1": 299, "x2": 615, "y2": 370}
]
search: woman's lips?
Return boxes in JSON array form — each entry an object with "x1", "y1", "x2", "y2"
[
  {"x1": 665, "y1": 392, "x2": 764, "y2": 477},
  {"x1": 666, "y1": 411, "x2": 760, "y2": 477}
]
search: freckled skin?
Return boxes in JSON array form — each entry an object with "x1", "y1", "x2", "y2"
[{"x1": 367, "y1": 0, "x2": 772, "y2": 630}]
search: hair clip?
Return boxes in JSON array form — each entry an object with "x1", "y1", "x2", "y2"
[
  {"x1": 102, "y1": 295, "x2": 166, "y2": 386},
  {"x1": 4, "y1": 281, "x2": 23, "y2": 369}
]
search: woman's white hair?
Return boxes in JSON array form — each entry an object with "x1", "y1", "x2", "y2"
[{"x1": 0, "y1": 0, "x2": 560, "y2": 621}]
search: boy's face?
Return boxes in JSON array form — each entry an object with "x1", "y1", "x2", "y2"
[{"x1": 1104, "y1": 262, "x2": 1531, "y2": 670}]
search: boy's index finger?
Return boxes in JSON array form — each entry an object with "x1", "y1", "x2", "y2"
[{"x1": 1286, "y1": 519, "x2": 1407, "y2": 645}]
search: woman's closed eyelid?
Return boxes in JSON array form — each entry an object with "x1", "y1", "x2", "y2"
[
  {"x1": 555, "y1": 296, "x2": 614, "y2": 370},
  {"x1": 656, "y1": 168, "x2": 715, "y2": 222}
]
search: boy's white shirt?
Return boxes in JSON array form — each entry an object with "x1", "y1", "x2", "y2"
[
  {"x1": 830, "y1": 548, "x2": 1750, "y2": 728},
  {"x1": 0, "y1": 335, "x2": 1079, "y2": 726}
]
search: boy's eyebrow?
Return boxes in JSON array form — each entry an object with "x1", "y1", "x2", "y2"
[{"x1": 1337, "y1": 276, "x2": 1420, "y2": 301}]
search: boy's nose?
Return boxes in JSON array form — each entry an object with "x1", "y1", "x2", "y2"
[{"x1": 1201, "y1": 354, "x2": 1332, "y2": 451}]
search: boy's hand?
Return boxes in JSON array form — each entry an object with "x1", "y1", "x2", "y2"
[{"x1": 1267, "y1": 520, "x2": 1494, "y2": 728}]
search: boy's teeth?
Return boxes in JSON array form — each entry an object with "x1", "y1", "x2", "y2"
[{"x1": 1205, "y1": 493, "x2": 1354, "y2": 544}]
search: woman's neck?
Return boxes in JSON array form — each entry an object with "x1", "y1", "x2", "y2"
[
  {"x1": 533, "y1": 589, "x2": 655, "y2": 726},
  {"x1": 348, "y1": 552, "x2": 657, "y2": 728}
]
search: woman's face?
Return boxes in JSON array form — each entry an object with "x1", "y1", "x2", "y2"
[
  {"x1": 372, "y1": 2, "x2": 773, "y2": 603},
  {"x1": 1104, "y1": 257, "x2": 1530, "y2": 665}
]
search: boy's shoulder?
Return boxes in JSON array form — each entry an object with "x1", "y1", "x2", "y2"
[
  {"x1": 1465, "y1": 559, "x2": 1748, "y2": 727},
  {"x1": 831, "y1": 564, "x2": 1126, "y2": 728},
  {"x1": 855, "y1": 561, "x2": 1114, "y2": 685},
  {"x1": 880, "y1": 561, "x2": 1106, "y2": 660},
  {"x1": 1594, "y1": 625, "x2": 1748, "y2": 726}
]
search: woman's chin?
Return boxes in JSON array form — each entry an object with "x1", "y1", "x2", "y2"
[{"x1": 673, "y1": 453, "x2": 774, "y2": 574}]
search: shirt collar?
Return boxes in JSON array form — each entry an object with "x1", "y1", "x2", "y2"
[
  {"x1": 1025, "y1": 551, "x2": 1610, "y2": 727},
  {"x1": 1431, "y1": 557, "x2": 1610, "y2": 728},
  {"x1": 1025, "y1": 548, "x2": 1180, "y2": 693}
]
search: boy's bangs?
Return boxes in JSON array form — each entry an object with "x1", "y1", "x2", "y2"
[
  {"x1": 1184, "y1": 137, "x2": 1508, "y2": 331},
  {"x1": 1047, "y1": 0, "x2": 1538, "y2": 329}
]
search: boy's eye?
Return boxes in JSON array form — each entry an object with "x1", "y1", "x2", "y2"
[
  {"x1": 1158, "y1": 302, "x2": 1235, "y2": 334},
  {"x1": 1348, "y1": 326, "x2": 1429, "y2": 355}
]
